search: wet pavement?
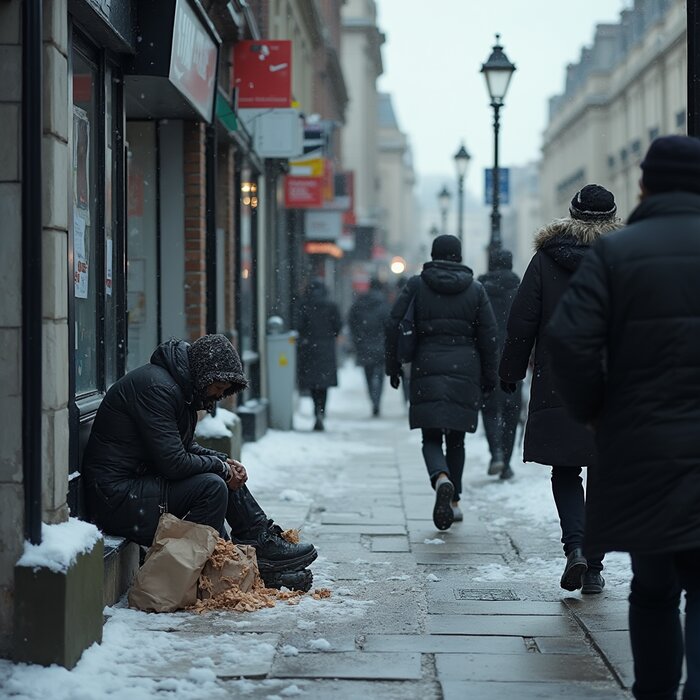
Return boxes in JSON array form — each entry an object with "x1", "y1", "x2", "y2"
[{"x1": 214, "y1": 364, "x2": 635, "y2": 699}]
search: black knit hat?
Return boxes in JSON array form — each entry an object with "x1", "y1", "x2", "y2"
[
  {"x1": 431, "y1": 234, "x2": 462, "y2": 262},
  {"x1": 641, "y1": 135, "x2": 700, "y2": 195},
  {"x1": 569, "y1": 184, "x2": 617, "y2": 221},
  {"x1": 490, "y1": 248, "x2": 512, "y2": 270},
  {"x1": 187, "y1": 334, "x2": 248, "y2": 398}
]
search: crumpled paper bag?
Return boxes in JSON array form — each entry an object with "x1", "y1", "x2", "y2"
[
  {"x1": 198, "y1": 541, "x2": 258, "y2": 599},
  {"x1": 128, "y1": 513, "x2": 218, "y2": 612}
]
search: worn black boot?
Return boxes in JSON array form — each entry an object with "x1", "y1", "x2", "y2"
[
  {"x1": 560, "y1": 547, "x2": 588, "y2": 591},
  {"x1": 262, "y1": 568, "x2": 313, "y2": 592},
  {"x1": 235, "y1": 523, "x2": 318, "y2": 574},
  {"x1": 581, "y1": 570, "x2": 605, "y2": 594}
]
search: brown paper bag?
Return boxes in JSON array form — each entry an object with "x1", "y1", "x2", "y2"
[
  {"x1": 198, "y1": 542, "x2": 258, "y2": 599},
  {"x1": 128, "y1": 513, "x2": 219, "y2": 612}
]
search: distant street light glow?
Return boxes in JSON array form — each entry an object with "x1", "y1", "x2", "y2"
[{"x1": 390, "y1": 256, "x2": 406, "y2": 274}]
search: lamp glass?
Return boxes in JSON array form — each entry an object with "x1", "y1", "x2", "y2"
[
  {"x1": 454, "y1": 145, "x2": 471, "y2": 178},
  {"x1": 483, "y1": 68, "x2": 513, "y2": 103},
  {"x1": 438, "y1": 187, "x2": 451, "y2": 212}
]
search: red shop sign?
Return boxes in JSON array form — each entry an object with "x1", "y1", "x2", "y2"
[
  {"x1": 233, "y1": 40, "x2": 292, "y2": 109},
  {"x1": 284, "y1": 176, "x2": 324, "y2": 209}
]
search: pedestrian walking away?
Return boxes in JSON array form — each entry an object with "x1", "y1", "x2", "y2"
[
  {"x1": 548, "y1": 135, "x2": 700, "y2": 700},
  {"x1": 499, "y1": 184, "x2": 622, "y2": 594},
  {"x1": 348, "y1": 278, "x2": 391, "y2": 417},
  {"x1": 385, "y1": 234, "x2": 498, "y2": 530},
  {"x1": 82, "y1": 334, "x2": 318, "y2": 591},
  {"x1": 297, "y1": 279, "x2": 343, "y2": 431},
  {"x1": 478, "y1": 247, "x2": 522, "y2": 480}
]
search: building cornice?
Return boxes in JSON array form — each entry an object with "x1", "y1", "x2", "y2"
[
  {"x1": 298, "y1": 0, "x2": 325, "y2": 49},
  {"x1": 342, "y1": 17, "x2": 384, "y2": 76}
]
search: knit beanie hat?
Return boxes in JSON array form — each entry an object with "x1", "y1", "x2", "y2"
[
  {"x1": 640, "y1": 135, "x2": 700, "y2": 195},
  {"x1": 569, "y1": 184, "x2": 617, "y2": 221},
  {"x1": 187, "y1": 334, "x2": 248, "y2": 398},
  {"x1": 490, "y1": 248, "x2": 513, "y2": 270},
  {"x1": 431, "y1": 234, "x2": 462, "y2": 262}
]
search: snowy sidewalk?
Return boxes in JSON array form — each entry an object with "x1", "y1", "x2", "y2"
[{"x1": 0, "y1": 363, "x2": 634, "y2": 699}]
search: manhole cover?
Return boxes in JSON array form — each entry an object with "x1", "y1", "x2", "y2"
[{"x1": 454, "y1": 588, "x2": 519, "y2": 601}]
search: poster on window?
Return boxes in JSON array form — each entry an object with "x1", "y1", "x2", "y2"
[
  {"x1": 73, "y1": 105, "x2": 90, "y2": 224},
  {"x1": 73, "y1": 209, "x2": 89, "y2": 299},
  {"x1": 105, "y1": 238, "x2": 113, "y2": 296}
]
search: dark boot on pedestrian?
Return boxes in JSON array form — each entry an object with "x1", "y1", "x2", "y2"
[
  {"x1": 262, "y1": 568, "x2": 313, "y2": 592},
  {"x1": 499, "y1": 465, "x2": 515, "y2": 480},
  {"x1": 581, "y1": 570, "x2": 605, "y2": 594},
  {"x1": 488, "y1": 449, "x2": 505, "y2": 476},
  {"x1": 451, "y1": 501, "x2": 463, "y2": 522},
  {"x1": 432, "y1": 474, "x2": 455, "y2": 530},
  {"x1": 234, "y1": 522, "x2": 318, "y2": 574},
  {"x1": 313, "y1": 410, "x2": 325, "y2": 431},
  {"x1": 560, "y1": 547, "x2": 588, "y2": 591}
]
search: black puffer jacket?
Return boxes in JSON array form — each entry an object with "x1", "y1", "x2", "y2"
[
  {"x1": 499, "y1": 217, "x2": 621, "y2": 466},
  {"x1": 386, "y1": 261, "x2": 498, "y2": 432},
  {"x1": 548, "y1": 192, "x2": 700, "y2": 555},
  {"x1": 297, "y1": 281, "x2": 342, "y2": 389},
  {"x1": 348, "y1": 289, "x2": 391, "y2": 366},
  {"x1": 478, "y1": 267, "x2": 521, "y2": 349},
  {"x1": 82, "y1": 339, "x2": 230, "y2": 543}
]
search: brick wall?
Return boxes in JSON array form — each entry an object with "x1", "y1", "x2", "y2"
[{"x1": 183, "y1": 121, "x2": 207, "y2": 341}]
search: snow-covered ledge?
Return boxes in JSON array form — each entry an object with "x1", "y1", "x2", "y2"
[
  {"x1": 14, "y1": 519, "x2": 104, "y2": 668},
  {"x1": 195, "y1": 407, "x2": 242, "y2": 461}
]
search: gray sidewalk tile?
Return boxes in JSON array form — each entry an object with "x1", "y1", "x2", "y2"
[
  {"x1": 435, "y1": 652, "x2": 612, "y2": 681},
  {"x1": 413, "y1": 552, "x2": 506, "y2": 566},
  {"x1": 427, "y1": 614, "x2": 583, "y2": 637},
  {"x1": 427, "y1": 600, "x2": 567, "y2": 616},
  {"x1": 370, "y1": 536, "x2": 410, "y2": 552},
  {"x1": 270, "y1": 652, "x2": 422, "y2": 680},
  {"x1": 361, "y1": 633, "x2": 528, "y2": 654},
  {"x1": 441, "y1": 680, "x2": 629, "y2": 700},
  {"x1": 320, "y1": 524, "x2": 407, "y2": 535}
]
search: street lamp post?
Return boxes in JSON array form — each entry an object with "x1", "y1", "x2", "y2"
[
  {"x1": 453, "y1": 143, "x2": 471, "y2": 241},
  {"x1": 437, "y1": 185, "x2": 452, "y2": 236},
  {"x1": 481, "y1": 34, "x2": 516, "y2": 262}
]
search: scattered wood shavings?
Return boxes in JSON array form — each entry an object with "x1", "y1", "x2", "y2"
[
  {"x1": 281, "y1": 529, "x2": 300, "y2": 544},
  {"x1": 312, "y1": 588, "x2": 331, "y2": 599}
]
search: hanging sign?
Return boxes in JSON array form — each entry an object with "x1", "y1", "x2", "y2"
[
  {"x1": 233, "y1": 40, "x2": 292, "y2": 108},
  {"x1": 284, "y1": 176, "x2": 324, "y2": 209}
]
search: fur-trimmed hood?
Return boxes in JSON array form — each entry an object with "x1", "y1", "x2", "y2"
[{"x1": 534, "y1": 217, "x2": 622, "y2": 272}]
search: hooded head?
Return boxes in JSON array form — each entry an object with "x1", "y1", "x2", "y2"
[
  {"x1": 430, "y1": 234, "x2": 462, "y2": 263},
  {"x1": 569, "y1": 184, "x2": 617, "y2": 221},
  {"x1": 489, "y1": 248, "x2": 513, "y2": 271},
  {"x1": 640, "y1": 135, "x2": 700, "y2": 195},
  {"x1": 187, "y1": 334, "x2": 248, "y2": 410}
]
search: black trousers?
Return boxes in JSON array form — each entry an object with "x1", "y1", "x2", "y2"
[
  {"x1": 629, "y1": 549, "x2": 700, "y2": 700},
  {"x1": 310, "y1": 388, "x2": 327, "y2": 416},
  {"x1": 482, "y1": 385, "x2": 521, "y2": 466},
  {"x1": 363, "y1": 362, "x2": 384, "y2": 411},
  {"x1": 421, "y1": 428, "x2": 465, "y2": 501},
  {"x1": 168, "y1": 478, "x2": 268, "y2": 540},
  {"x1": 550, "y1": 466, "x2": 603, "y2": 570}
]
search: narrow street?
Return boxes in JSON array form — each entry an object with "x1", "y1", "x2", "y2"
[{"x1": 1, "y1": 363, "x2": 634, "y2": 699}]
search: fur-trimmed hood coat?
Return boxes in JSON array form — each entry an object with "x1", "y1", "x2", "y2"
[{"x1": 499, "y1": 216, "x2": 622, "y2": 467}]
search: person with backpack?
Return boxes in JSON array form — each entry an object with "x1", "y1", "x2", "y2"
[{"x1": 385, "y1": 234, "x2": 498, "y2": 530}]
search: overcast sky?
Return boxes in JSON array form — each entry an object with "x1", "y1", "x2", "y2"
[{"x1": 376, "y1": 0, "x2": 631, "y2": 201}]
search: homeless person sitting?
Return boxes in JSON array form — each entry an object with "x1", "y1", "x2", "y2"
[{"x1": 82, "y1": 334, "x2": 317, "y2": 591}]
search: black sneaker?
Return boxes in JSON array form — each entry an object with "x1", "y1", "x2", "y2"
[
  {"x1": 262, "y1": 568, "x2": 313, "y2": 592},
  {"x1": 313, "y1": 416, "x2": 325, "y2": 431},
  {"x1": 488, "y1": 454, "x2": 505, "y2": 475},
  {"x1": 581, "y1": 571, "x2": 605, "y2": 594},
  {"x1": 432, "y1": 478, "x2": 455, "y2": 530},
  {"x1": 560, "y1": 547, "x2": 588, "y2": 591},
  {"x1": 236, "y1": 527, "x2": 318, "y2": 573},
  {"x1": 499, "y1": 465, "x2": 515, "y2": 480}
]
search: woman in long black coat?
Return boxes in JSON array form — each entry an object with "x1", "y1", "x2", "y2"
[
  {"x1": 386, "y1": 235, "x2": 498, "y2": 530},
  {"x1": 499, "y1": 184, "x2": 621, "y2": 593},
  {"x1": 297, "y1": 279, "x2": 342, "y2": 431}
]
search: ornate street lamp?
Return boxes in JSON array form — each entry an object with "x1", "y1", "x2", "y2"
[
  {"x1": 453, "y1": 143, "x2": 471, "y2": 241},
  {"x1": 437, "y1": 185, "x2": 452, "y2": 236},
  {"x1": 481, "y1": 33, "x2": 516, "y2": 261}
]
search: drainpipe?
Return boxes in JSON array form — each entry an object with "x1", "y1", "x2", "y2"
[
  {"x1": 22, "y1": 0, "x2": 43, "y2": 544},
  {"x1": 205, "y1": 124, "x2": 217, "y2": 335},
  {"x1": 689, "y1": 1, "x2": 700, "y2": 136}
]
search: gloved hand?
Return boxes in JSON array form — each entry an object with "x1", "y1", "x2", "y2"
[
  {"x1": 390, "y1": 374, "x2": 402, "y2": 390},
  {"x1": 500, "y1": 379, "x2": 517, "y2": 394}
]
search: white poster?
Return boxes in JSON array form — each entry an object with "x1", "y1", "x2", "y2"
[
  {"x1": 74, "y1": 211, "x2": 88, "y2": 299},
  {"x1": 105, "y1": 238, "x2": 113, "y2": 296}
]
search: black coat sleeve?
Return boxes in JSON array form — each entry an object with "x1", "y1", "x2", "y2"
[
  {"x1": 499, "y1": 254, "x2": 542, "y2": 382},
  {"x1": 384, "y1": 276, "x2": 419, "y2": 376},
  {"x1": 134, "y1": 385, "x2": 227, "y2": 480},
  {"x1": 546, "y1": 243, "x2": 609, "y2": 423},
  {"x1": 190, "y1": 439, "x2": 228, "y2": 461},
  {"x1": 475, "y1": 284, "x2": 499, "y2": 391}
]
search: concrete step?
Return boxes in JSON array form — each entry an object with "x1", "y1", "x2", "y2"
[{"x1": 103, "y1": 536, "x2": 139, "y2": 607}]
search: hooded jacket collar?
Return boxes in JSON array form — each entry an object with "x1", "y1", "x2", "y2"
[
  {"x1": 421, "y1": 260, "x2": 474, "y2": 294},
  {"x1": 150, "y1": 339, "x2": 194, "y2": 402}
]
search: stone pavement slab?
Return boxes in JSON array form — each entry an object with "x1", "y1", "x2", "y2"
[
  {"x1": 441, "y1": 680, "x2": 630, "y2": 700},
  {"x1": 361, "y1": 633, "x2": 528, "y2": 654},
  {"x1": 270, "y1": 651, "x2": 422, "y2": 680},
  {"x1": 413, "y1": 551, "x2": 506, "y2": 566},
  {"x1": 435, "y1": 651, "x2": 612, "y2": 681},
  {"x1": 427, "y1": 600, "x2": 567, "y2": 616},
  {"x1": 319, "y1": 524, "x2": 407, "y2": 535},
  {"x1": 370, "y1": 536, "x2": 410, "y2": 552},
  {"x1": 427, "y1": 614, "x2": 583, "y2": 637}
]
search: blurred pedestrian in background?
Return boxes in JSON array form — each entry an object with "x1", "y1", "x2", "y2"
[
  {"x1": 548, "y1": 136, "x2": 700, "y2": 700},
  {"x1": 385, "y1": 235, "x2": 498, "y2": 530},
  {"x1": 478, "y1": 248, "x2": 521, "y2": 480},
  {"x1": 499, "y1": 184, "x2": 621, "y2": 594},
  {"x1": 348, "y1": 278, "x2": 391, "y2": 417},
  {"x1": 297, "y1": 279, "x2": 342, "y2": 432}
]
